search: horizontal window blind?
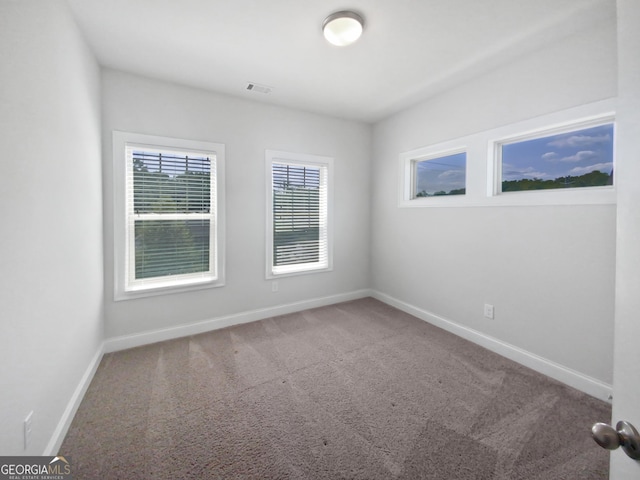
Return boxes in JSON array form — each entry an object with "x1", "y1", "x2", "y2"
[
  {"x1": 134, "y1": 219, "x2": 210, "y2": 279},
  {"x1": 126, "y1": 147, "x2": 216, "y2": 289},
  {"x1": 132, "y1": 151, "x2": 211, "y2": 214},
  {"x1": 272, "y1": 162, "x2": 328, "y2": 273}
]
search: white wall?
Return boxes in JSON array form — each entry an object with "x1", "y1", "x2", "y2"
[
  {"x1": 371, "y1": 14, "x2": 618, "y2": 387},
  {"x1": 0, "y1": 0, "x2": 103, "y2": 455},
  {"x1": 101, "y1": 70, "x2": 372, "y2": 339}
]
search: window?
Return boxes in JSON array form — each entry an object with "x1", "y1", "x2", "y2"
[
  {"x1": 413, "y1": 151, "x2": 466, "y2": 198},
  {"x1": 113, "y1": 132, "x2": 225, "y2": 300},
  {"x1": 266, "y1": 150, "x2": 333, "y2": 277},
  {"x1": 496, "y1": 122, "x2": 615, "y2": 194},
  {"x1": 399, "y1": 99, "x2": 616, "y2": 208},
  {"x1": 399, "y1": 142, "x2": 467, "y2": 207}
]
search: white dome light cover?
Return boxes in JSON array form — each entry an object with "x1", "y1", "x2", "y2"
[{"x1": 322, "y1": 11, "x2": 364, "y2": 46}]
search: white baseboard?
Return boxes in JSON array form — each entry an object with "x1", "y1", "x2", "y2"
[
  {"x1": 104, "y1": 289, "x2": 372, "y2": 353},
  {"x1": 44, "y1": 289, "x2": 370, "y2": 455},
  {"x1": 44, "y1": 343, "x2": 104, "y2": 456},
  {"x1": 371, "y1": 290, "x2": 613, "y2": 403},
  {"x1": 48, "y1": 288, "x2": 610, "y2": 457}
]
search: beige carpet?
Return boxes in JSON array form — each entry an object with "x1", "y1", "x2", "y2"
[{"x1": 61, "y1": 298, "x2": 610, "y2": 479}]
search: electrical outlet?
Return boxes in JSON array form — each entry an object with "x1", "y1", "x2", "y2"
[
  {"x1": 484, "y1": 304, "x2": 494, "y2": 319},
  {"x1": 271, "y1": 281, "x2": 279, "y2": 292},
  {"x1": 24, "y1": 411, "x2": 33, "y2": 450}
]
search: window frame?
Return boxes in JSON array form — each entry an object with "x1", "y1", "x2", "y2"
[
  {"x1": 399, "y1": 142, "x2": 468, "y2": 208},
  {"x1": 411, "y1": 148, "x2": 467, "y2": 200},
  {"x1": 113, "y1": 131, "x2": 225, "y2": 301},
  {"x1": 265, "y1": 150, "x2": 333, "y2": 279}
]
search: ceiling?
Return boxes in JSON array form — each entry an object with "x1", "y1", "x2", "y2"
[{"x1": 66, "y1": 0, "x2": 613, "y2": 123}]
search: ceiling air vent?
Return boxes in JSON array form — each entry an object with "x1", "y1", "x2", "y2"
[{"x1": 246, "y1": 82, "x2": 273, "y2": 94}]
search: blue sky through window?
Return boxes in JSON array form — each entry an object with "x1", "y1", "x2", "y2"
[
  {"x1": 415, "y1": 152, "x2": 466, "y2": 196},
  {"x1": 501, "y1": 124, "x2": 614, "y2": 184}
]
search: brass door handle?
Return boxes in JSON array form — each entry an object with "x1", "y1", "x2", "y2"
[{"x1": 592, "y1": 421, "x2": 640, "y2": 460}]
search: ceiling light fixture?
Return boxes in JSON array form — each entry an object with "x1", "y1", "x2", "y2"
[{"x1": 322, "y1": 11, "x2": 364, "y2": 47}]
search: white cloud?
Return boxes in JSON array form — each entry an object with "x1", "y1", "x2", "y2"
[
  {"x1": 559, "y1": 150, "x2": 599, "y2": 163},
  {"x1": 548, "y1": 133, "x2": 611, "y2": 148},
  {"x1": 541, "y1": 152, "x2": 558, "y2": 161},
  {"x1": 502, "y1": 164, "x2": 551, "y2": 180},
  {"x1": 438, "y1": 169, "x2": 464, "y2": 180},
  {"x1": 569, "y1": 162, "x2": 613, "y2": 176}
]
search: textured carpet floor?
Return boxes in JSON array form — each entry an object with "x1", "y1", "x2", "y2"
[{"x1": 61, "y1": 298, "x2": 611, "y2": 479}]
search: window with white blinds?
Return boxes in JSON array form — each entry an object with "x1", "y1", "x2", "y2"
[
  {"x1": 113, "y1": 132, "x2": 225, "y2": 300},
  {"x1": 266, "y1": 150, "x2": 333, "y2": 277}
]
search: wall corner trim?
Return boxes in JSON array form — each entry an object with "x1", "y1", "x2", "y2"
[
  {"x1": 44, "y1": 343, "x2": 105, "y2": 456},
  {"x1": 370, "y1": 290, "x2": 613, "y2": 403},
  {"x1": 104, "y1": 289, "x2": 373, "y2": 353}
]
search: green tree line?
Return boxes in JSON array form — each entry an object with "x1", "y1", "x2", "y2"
[
  {"x1": 416, "y1": 188, "x2": 466, "y2": 197},
  {"x1": 502, "y1": 169, "x2": 613, "y2": 192}
]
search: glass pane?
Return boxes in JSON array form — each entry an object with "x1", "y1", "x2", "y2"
[
  {"x1": 414, "y1": 152, "x2": 466, "y2": 197},
  {"x1": 135, "y1": 219, "x2": 210, "y2": 279},
  {"x1": 133, "y1": 150, "x2": 211, "y2": 214},
  {"x1": 273, "y1": 163, "x2": 321, "y2": 266},
  {"x1": 501, "y1": 123, "x2": 614, "y2": 192}
]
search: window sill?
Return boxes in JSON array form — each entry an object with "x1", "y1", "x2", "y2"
[
  {"x1": 267, "y1": 265, "x2": 333, "y2": 279},
  {"x1": 114, "y1": 278, "x2": 225, "y2": 301}
]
